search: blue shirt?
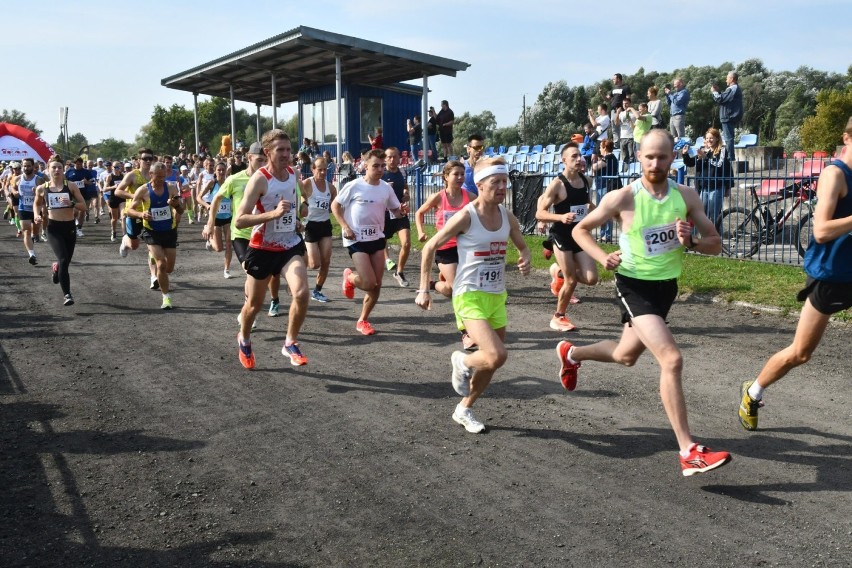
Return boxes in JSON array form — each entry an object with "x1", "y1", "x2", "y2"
[
  {"x1": 804, "y1": 160, "x2": 852, "y2": 283},
  {"x1": 665, "y1": 88, "x2": 690, "y2": 116},
  {"x1": 462, "y1": 161, "x2": 479, "y2": 196}
]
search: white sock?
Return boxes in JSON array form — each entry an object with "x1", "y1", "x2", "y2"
[
  {"x1": 680, "y1": 443, "x2": 697, "y2": 458},
  {"x1": 162, "y1": 293, "x2": 171, "y2": 299},
  {"x1": 748, "y1": 382, "x2": 765, "y2": 401},
  {"x1": 27, "y1": 250, "x2": 35, "y2": 257},
  {"x1": 566, "y1": 346, "x2": 578, "y2": 365}
]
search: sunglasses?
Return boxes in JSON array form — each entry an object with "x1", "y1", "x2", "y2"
[
  {"x1": 469, "y1": 145, "x2": 484, "y2": 151},
  {"x1": 141, "y1": 156, "x2": 154, "y2": 162}
]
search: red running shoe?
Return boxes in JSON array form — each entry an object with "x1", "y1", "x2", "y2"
[
  {"x1": 356, "y1": 320, "x2": 375, "y2": 336},
  {"x1": 556, "y1": 340, "x2": 580, "y2": 391},
  {"x1": 680, "y1": 444, "x2": 732, "y2": 476},
  {"x1": 342, "y1": 268, "x2": 355, "y2": 299},
  {"x1": 550, "y1": 314, "x2": 577, "y2": 332},
  {"x1": 549, "y1": 263, "x2": 564, "y2": 297},
  {"x1": 237, "y1": 334, "x2": 255, "y2": 369}
]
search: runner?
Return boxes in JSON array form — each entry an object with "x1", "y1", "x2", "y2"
[
  {"x1": 104, "y1": 161, "x2": 125, "y2": 242},
  {"x1": 92, "y1": 158, "x2": 106, "y2": 221},
  {"x1": 33, "y1": 155, "x2": 87, "y2": 306},
  {"x1": 64, "y1": 157, "x2": 96, "y2": 237},
  {"x1": 114, "y1": 149, "x2": 158, "y2": 289},
  {"x1": 234, "y1": 129, "x2": 310, "y2": 368},
  {"x1": 5, "y1": 162, "x2": 22, "y2": 237},
  {"x1": 556, "y1": 129, "x2": 731, "y2": 476},
  {"x1": 331, "y1": 148, "x2": 404, "y2": 336},
  {"x1": 415, "y1": 156, "x2": 532, "y2": 433},
  {"x1": 414, "y1": 159, "x2": 477, "y2": 350},
  {"x1": 194, "y1": 157, "x2": 215, "y2": 224},
  {"x1": 11, "y1": 158, "x2": 40, "y2": 264},
  {"x1": 300, "y1": 156, "x2": 337, "y2": 302},
  {"x1": 381, "y1": 147, "x2": 412, "y2": 287},
  {"x1": 203, "y1": 142, "x2": 272, "y2": 329},
  {"x1": 739, "y1": 116, "x2": 852, "y2": 431},
  {"x1": 535, "y1": 142, "x2": 599, "y2": 332},
  {"x1": 197, "y1": 161, "x2": 233, "y2": 277},
  {"x1": 126, "y1": 161, "x2": 184, "y2": 310}
]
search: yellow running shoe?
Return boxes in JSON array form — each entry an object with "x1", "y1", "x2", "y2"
[{"x1": 739, "y1": 380, "x2": 760, "y2": 431}]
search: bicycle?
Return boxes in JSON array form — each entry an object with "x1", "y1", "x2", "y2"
[{"x1": 718, "y1": 177, "x2": 817, "y2": 259}]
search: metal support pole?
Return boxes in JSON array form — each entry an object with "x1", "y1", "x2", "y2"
[
  {"x1": 335, "y1": 55, "x2": 342, "y2": 162},
  {"x1": 229, "y1": 84, "x2": 237, "y2": 153},
  {"x1": 271, "y1": 73, "x2": 277, "y2": 128},
  {"x1": 256, "y1": 103, "x2": 262, "y2": 141},
  {"x1": 193, "y1": 92, "x2": 200, "y2": 154}
]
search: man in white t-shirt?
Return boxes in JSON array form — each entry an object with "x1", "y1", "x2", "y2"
[
  {"x1": 615, "y1": 97, "x2": 636, "y2": 164},
  {"x1": 588, "y1": 104, "x2": 611, "y2": 147}
]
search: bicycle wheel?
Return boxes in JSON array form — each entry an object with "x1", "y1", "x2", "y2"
[
  {"x1": 796, "y1": 210, "x2": 813, "y2": 258},
  {"x1": 719, "y1": 207, "x2": 762, "y2": 258}
]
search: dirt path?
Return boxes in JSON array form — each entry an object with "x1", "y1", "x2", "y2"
[{"x1": 2, "y1": 217, "x2": 851, "y2": 567}]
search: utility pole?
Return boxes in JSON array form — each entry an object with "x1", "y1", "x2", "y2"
[{"x1": 522, "y1": 94, "x2": 526, "y2": 145}]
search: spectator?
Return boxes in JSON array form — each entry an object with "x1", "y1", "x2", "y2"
[
  {"x1": 631, "y1": 102, "x2": 653, "y2": 147},
  {"x1": 588, "y1": 139, "x2": 621, "y2": 242},
  {"x1": 647, "y1": 86, "x2": 663, "y2": 129},
  {"x1": 407, "y1": 115, "x2": 423, "y2": 165},
  {"x1": 681, "y1": 127, "x2": 732, "y2": 227},
  {"x1": 427, "y1": 107, "x2": 439, "y2": 163},
  {"x1": 368, "y1": 127, "x2": 383, "y2": 150},
  {"x1": 664, "y1": 78, "x2": 690, "y2": 138},
  {"x1": 299, "y1": 137, "x2": 312, "y2": 155},
  {"x1": 588, "y1": 103, "x2": 610, "y2": 143},
  {"x1": 311, "y1": 140, "x2": 320, "y2": 157},
  {"x1": 298, "y1": 151, "x2": 311, "y2": 180},
  {"x1": 580, "y1": 123, "x2": 595, "y2": 166},
  {"x1": 614, "y1": 97, "x2": 636, "y2": 164},
  {"x1": 323, "y1": 150, "x2": 335, "y2": 183},
  {"x1": 604, "y1": 73, "x2": 632, "y2": 143},
  {"x1": 711, "y1": 71, "x2": 744, "y2": 161},
  {"x1": 437, "y1": 100, "x2": 455, "y2": 161}
]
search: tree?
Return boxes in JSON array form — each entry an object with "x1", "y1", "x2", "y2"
[
  {"x1": 54, "y1": 132, "x2": 88, "y2": 158},
  {"x1": 572, "y1": 86, "x2": 589, "y2": 128},
  {"x1": 800, "y1": 87, "x2": 852, "y2": 153},
  {"x1": 522, "y1": 81, "x2": 576, "y2": 147},
  {"x1": 0, "y1": 109, "x2": 41, "y2": 135},
  {"x1": 93, "y1": 138, "x2": 132, "y2": 161},
  {"x1": 451, "y1": 111, "x2": 498, "y2": 155},
  {"x1": 491, "y1": 125, "x2": 520, "y2": 150}
]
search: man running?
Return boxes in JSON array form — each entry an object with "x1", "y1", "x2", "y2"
[
  {"x1": 416, "y1": 156, "x2": 532, "y2": 433},
  {"x1": 739, "y1": 117, "x2": 852, "y2": 430},
  {"x1": 126, "y1": 161, "x2": 184, "y2": 309},
  {"x1": 65, "y1": 157, "x2": 96, "y2": 237},
  {"x1": 381, "y1": 147, "x2": 412, "y2": 287},
  {"x1": 11, "y1": 158, "x2": 40, "y2": 264},
  {"x1": 556, "y1": 129, "x2": 731, "y2": 476},
  {"x1": 536, "y1": 142, "x2": 599, "y2": 332},
  {"x1": 234, "y1": 129, "x2": 310, "y2": 368},
  {"x1": 104, "y1": 162, "x2": 125, "y2": 242},
  {"x1": 332, "y1": 149, "x2": 403, "y2": 336}
]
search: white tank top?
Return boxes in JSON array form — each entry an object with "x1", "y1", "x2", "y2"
[
  {"x1": 305, "y1": 178, "x2": 331, "y2": 223},
  {"x1": 249, "y1": 166, "x2": 302, "y2": 251},
  {"x1": 453, "y1": 203, "x2": 510, "y2": 296},
  {"x1": 18, "y1": 175, "x2": 38, "y2": 211}
]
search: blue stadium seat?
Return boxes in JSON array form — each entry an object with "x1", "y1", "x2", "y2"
[
  {"x1": 532, "y1": 144, "x2": 543, "y2": 153},
  {"x1": 544, "y1": 144, "x2": 556, "y2": 153},
  {"x1": 735, "y1": 133, "x2": 758, "y2": 148},
  {"x1": 518, "y1": 145, "x2": 530, "y2": 154},
  {"x1": 498, "y1": 145, "x2": 507, "y2": 154},
  {"x1": 485, "y1": 146, "x2": 495, "y2": 156}
]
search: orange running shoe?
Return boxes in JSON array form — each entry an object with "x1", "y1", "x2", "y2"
[
  {"x1": 342, "y1": 268, "x2": 355, "y2": 299},
  {"x1": 556, "y1": 340, "x2": 580, "y2": 391},
  {"x1": 356, "y1": 320, "x2": 375, "y2": 336},
  {"x1": 550, "y1": 314, "x2": 577, "y2": 332},
  {"x1": 237, "y1": 334, "x2": 255, "y2": 369},
  {"x1": 549, "y1": 263, "x2": 564, "y2": 297}
]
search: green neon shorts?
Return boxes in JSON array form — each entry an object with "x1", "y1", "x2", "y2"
[{"x1": 452, "y1": 290, "x2": 508, "y2": 331}]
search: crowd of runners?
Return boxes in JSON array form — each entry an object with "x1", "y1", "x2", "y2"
[{"x1": 2, "y1": 119, "x2": 850, "y2": 477}]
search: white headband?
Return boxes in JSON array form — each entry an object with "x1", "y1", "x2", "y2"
[{"x1": 473, "y1": 164, "x2": 509, "y2": 184}]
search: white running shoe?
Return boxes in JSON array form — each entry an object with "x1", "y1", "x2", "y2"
[
  {"x1": 119, "y1": 242, "x2": 128, "y2": 258},
  {"x1": 452, "y1": 404, "x2": 485, "y2": 433},
  {"x1": 450, "y1": 351, "x2": 471, "y2": 396},
  {"x1": 223, "y1": 269, "x2": 232, "y2": 279},
  {"x1": 76, "y1": 228, "x2": 84, "y2": 237}
]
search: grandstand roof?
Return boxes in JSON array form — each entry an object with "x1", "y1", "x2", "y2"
[{"x1": 161, "y1": 26, "x2": 470, "y2": 105}]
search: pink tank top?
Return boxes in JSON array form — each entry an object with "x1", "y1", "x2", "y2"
[{"x1": 436, "y1": 189, "x2": 471, "y2": 250}]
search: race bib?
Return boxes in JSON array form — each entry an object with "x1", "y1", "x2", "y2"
[
  {"x1": 273, "y1": 211, "x2": 295, "y2": 233},
  {"x1": 218, "y1": 201, "x2": 231, "y2": 215},
  {"x1": 150, "y1": 206, "x2": 172, "y2": 221},
  {"x1": 477, "y1": 262, "x2": 505, "y2": 292},
  {"x1": 570, "y1": 204, "x2": 588, "y2": 223},
  {"x1": 442, "y1": 210, "x2": 457, "y2": 224},
  {"x1": 358, "y1": 224, "x2": 380, "y2": 241},
  {"x1": 642, "y1": 222, "x2": 681, "y2": 257},
  {"x1": 21, "y1": 195, "x2": 34, "y2": 206},
  {"x1": 75, "y1": 180, "x2": 86, "y2": 189},
  {"x1": 47, "y1": 193, "x2": 70, "y2": 208}
]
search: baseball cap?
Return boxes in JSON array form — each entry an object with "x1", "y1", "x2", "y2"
[
  {"x1": 97, "y1": 157, "x2": 104, "y2": 162},
  {"x1": 104, "y1": 161, "x2": 112, "y2": 166},
  {"x1": 124, "y1": 162, "x2": 133, "y2": 168},
  {"x1": 248, "y1": 141, "x2": 263, "y2": 155},
  {"x1": 180, "y1": 165, "x2": 188, "y2": 171}
]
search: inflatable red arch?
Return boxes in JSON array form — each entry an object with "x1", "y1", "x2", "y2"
[{"x1": 0, "y1": 122, "x2": 55, "y2": 162}]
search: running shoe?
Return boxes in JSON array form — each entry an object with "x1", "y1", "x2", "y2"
[
  {"x1": 543, "y1": 239, "x2": 554, "y2": 260},
  {"x1": 268, "y1": 299, "x2": 280, "y2": 317},
  {"x1": 550, "y1": 314, "x2": 577, "y2": 332},
  {"x1": 342, "y1": 268, "x2": 355, "y2": 299},
  {"x1": 16, "y1": 230, "x2": 22, "y2": 238},
  {"x1": 33, "y1": 235, "x2": 40, "y2": 243},
  {"x1": 237, "y1": 312, "x2": 257, "y2": 330},
  {"x1": 28, "y1": 255, "x2": 37, "y2": 266},
  {"x1": 356, "y1": 320, "x2": 375, "y2": 336},
  {"x1": 40, "y1": 232, "x2": 47, "y2": 241},
  {"x1": 150, "y1": 277, "x2": 159, "y2": 291},
  {"x1": 393, "y1": 272, "x2": 410, "y2": 287},
  {"x1": 461, "y1": 331, "x2": 477, "y2": 351},
  {"x1": 450, "y1": 351, "x2": 471, "y2": 396},
  {"x1": 94, "y1": 217, "x2": 100, "y2": 224},
  {"x1": 680, "y1": 444, "x2": 731, "y2": 476},
  {"x1": 385, "y1": 258, "x2": 396, "y2": 271},
  {"x1": 52, "y1": 262, "x2": 59, "y2": 284},
  {"x1": 237, "y1": 334, "x2": 255, "y2": 369},
  {"x1": 282, "y1": 342, "x2": 308, "y2": 366},
  {"x1": 205, "y1": 240, "x2": 213, "y2": 252},
  {"x1": 161, "y1": 296, "x2": 173, "y2": 310},
  {"x1": 85, "y1": 212, "x2": 90, "y2": 222},
  {"x1": 569, "y1": 295, "x2": 581, "y2": 305},
  {"x1": 119, "y1": 242, "x2": 128, "y2": 258},
  {"x1": 452, "y1": 404, "x2": 485, "y2": 433},
  {"x1": 311, "y1": 289, "x2": 329, "y2": 303},
  {"x1": 739, "y1": 380, "x2": 763, "y2": 431},
  {"x1": 63, "y1": 294, "x2": 74, "y2": 306},
  {"x1": 556, "y1": 340, "x2": 580, "y2": 391},
  {"x1": 110, "y1": 231, "x2": 116, "y2": 242},
  {"x1": 549, "y1": 263, "x2": 564, "y2": 297},
  {"x1": 188, "y1": 218, "x2": 195, "y2": 225},
  {"x1": 223, "y1": 269, "x2": 232, "y2": 279},
  {"x1": 76, "y1": 228, "x2": 84, "y2": 237}
]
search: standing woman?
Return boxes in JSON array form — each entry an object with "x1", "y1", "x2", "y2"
[
  {"x1": 681, "y1": 127, "x2": 732, "y2": 228},
  {"x1": 414, "y1": 160, "x2": 476, "y2": 349},
  {"x1": 301, "y1": 156, "x2": 337, "y2": 303},
  {"x1": 647, "y1": 86, "x2": 663, "y2": 129},
  {"x1": 34, "y1": 155, "x2": 87, "y2": 306}
]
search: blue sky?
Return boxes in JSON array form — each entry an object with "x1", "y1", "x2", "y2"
[{"x1": 6, "y1": 0, "x2": 850, "y2": 146}]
